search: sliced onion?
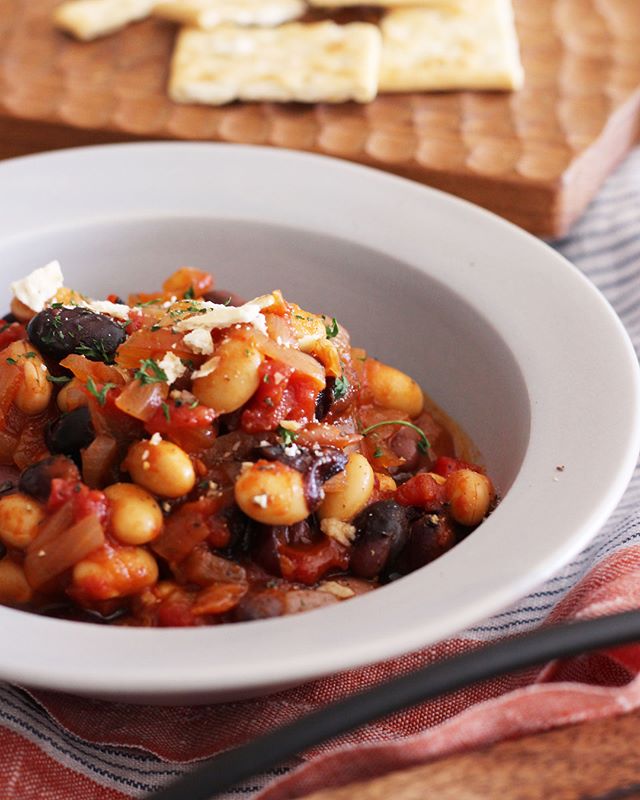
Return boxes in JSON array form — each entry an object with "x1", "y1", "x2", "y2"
[
  {"x1": 253, "y1": 332, "x2": 326, "y2": 390},
  {"x1": 115, "y1": 381, "x2": 168, "y2": 422},
  {"x1": 81, "y1": 434, "x2": 118, "y2": 488},
  {"x1": 25, "y1": 512, "x2": 104, "y2": 590}
]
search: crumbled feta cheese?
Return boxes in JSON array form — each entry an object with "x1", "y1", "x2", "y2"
[
  {"x1": 253, "y1": 493, "x2": 269, "y2": 509},
  {"x1": 174, "y1": 294, "x2": 274, "y2": 336},
  {"x1": 320, "y1": 518, "x2": 356, "y2": 547},
  {"x1": 80, "y1": 299, "x2": 131, "y2": 320},
  {"x1": 170, "y1": 389, "x2": 198, "y2": 405},
  {"x1": 161, "y1": 501, "x2": 172, "y2": 513},
  {"x1": 141, "y1": 449, "x2": 150, "y2": 461},
  {"x1": 283, "y1": 442, "x2": 299, "y2": 457},
  {"x1": 11, "y1": 260, "x2": 64, "y2": 312},
  {"x1": 158, "y1": 351, "x2": 187, "y2": 384},
  {"x1": 191, "y1": 355, "x2": 220, "y2": 379},
  {"x1": 183, "y1": 328, "x2": 214, "y2": 355},
  {"x1": 320, "y1": 581, "x2": 356, "y2": 600},
  {"x1": 149, "y1": 432, "x2": 162, "y2": 446}
]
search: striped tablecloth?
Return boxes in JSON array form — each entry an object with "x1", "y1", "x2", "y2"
[{"x1": 1, "y1": 148, "x2": 640, "y2": 800}]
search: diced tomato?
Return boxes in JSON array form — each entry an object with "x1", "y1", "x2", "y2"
[
  {"x1": 395, "y1": 473, "x2": 445, "y2": 509},
  {"x1": 152, "y1": 496, "x2": 226, "y2": 563},
  {"x1": 48, "y1": 478, "x2": 109, "y2": 525},
  {"x1": 145, "y1": 401, "x2": 216, "y2": 435},
  {"x1": 278, "y1": 537, "x2": 350, "y2": 585},
  {"x1": 241, "y1": 359, "x2": 318, "y2": 433},
  {"x1": 0, "y1": 322, "x2": 26, "y2": 349},
  {"x1": 433, "y1": 456, "x2": 484, "y2": 478},
  {"x1": 157, "y1": 594, "x2": 199, "y2": 627},
  {"x1": 162, "y1": 267, "x2": 214, "y2": 299}
]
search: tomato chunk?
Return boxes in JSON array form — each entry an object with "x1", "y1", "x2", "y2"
[
  {"x1": 241, "y1": 359, "x2": 318, "y2": 433},
  {"x1": 395, "y1": 473, "x2": 445, "y2": 509},
  {"x1": 433, "y1": 456, "x2": 484, "y2": 478}
]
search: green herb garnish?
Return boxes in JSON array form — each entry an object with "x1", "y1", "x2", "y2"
[
  {"x1": 136, "y1": 298, "x2": 162, "y2": 307},
  {"x1": 46, "y1": 374, "x2": 71, "y2": 385},
  {"x1": 134, "y1": 358, "x2": 168, "y2": 385},
  {"x1": 161, "y1": 401, "x2": 171, "y2": 421},
  {"x1": 76, "y1": 340, "x2": 112, "y2": 363},
  {"x1": 324, "y1": 317, "x2": 339, "y2": 339},
  {"x1": 5, "y1": 357, "x2": 17, "y2": 366},
  {"x1": 277, "y1": 424, "x2": 299, "y2": 446},
  {"x1": 264, "y1": 397, "x2": 274, "y2": 407},
  {"x1": 24, "y1": 351, "x2": 36, "y2": 359},
  {"x1": 86, "y1": 377, "x2": 116, "y2": 407},
  {"x1": 183, "y1": 285, "x2": 195, "y2": 300},
  {"x1": 333, "y1": 374, "x2": 349, "y2": 401},
  {"x1": 373, "y1": 447, "x2": 383, "y2": 458},
  {"x1": 361, "y1": 420, "x2": 430, "y2": 453}
]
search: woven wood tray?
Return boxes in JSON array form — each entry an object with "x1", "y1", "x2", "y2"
[{"x1": 0, "y1": 0, "x2": 639, "y2": 236}]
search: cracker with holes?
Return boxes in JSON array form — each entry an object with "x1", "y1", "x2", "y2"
[
  {"x1": 53, "y1": 0, "x2": 155, "y2": 40},
  {"x1": 169, "y1": 22, "x2": 382, "y2": 106},
  {"x1": 379, "y1": 0, "x2": 524, "y2": 93},
  {"x1": 154, "y1": 0, "x2": 306, "y2": 29}
]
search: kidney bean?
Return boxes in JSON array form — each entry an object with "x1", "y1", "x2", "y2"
[
  {"x1": 46, "y1": 407, "x2": 95, "y2": 457},
  {"x1": 202, "y1": 290, "x2": 245, "y2": 307},
  {"x1": 350, "y1": 500, "x2": 409, "y2": 579},
  {"x1": 27, "y1": 307, "x2": 126, "y2": 363},
  {"x1": 406, "y1": 513, "x2": 457, "y2": 571},
  {"x1": 389, "y1": 427, "x2": 422, "y2": 472},
  {"x1": 235, "y1": 587, "x2": 337, "y2": 620},
  {"x1": 19, "y1": 455, "x2": 80, "y2": 502}
]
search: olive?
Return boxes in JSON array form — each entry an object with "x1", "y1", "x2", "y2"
[
  {"x1": 315, "y1": 378, "x2": 335, "y2": 422},
  {"x1": 19, "y1": 455, "x2": 80, "y2": 502},
  {"x1": 2, "y1": 313, "x2": 16, "y2": 324},
  {"x1": 406, "y1": 514, "x2": 457, "y2": 572},
  {"x1": 27, "y1": 307, "x2": 126, "y2": 363},
  {"x1": 202, "y1": 290, "x2": 245, "y2": 307},
  {"x1": 389, "y1": 428, "x2": 422, "y2": 473},
  {"x1": 350, "y1": 500, "x2": 409, "y2": 579},
  {"x1": 46, "y1": 407, "x2": 95, "y2": 457}
]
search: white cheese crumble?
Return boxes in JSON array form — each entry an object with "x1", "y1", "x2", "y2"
[
  {"x1": 11, "y1": 260, "x2": 64, "y2": 312},
  {"x1": 253, "y1": 493, "x2": 269, "y2": 509},
  {"x1": 158, "y1": 351, "x2": 187, "y2": 384},
  {"x1": 320, "y1": 518, "x2": 356, "y2": 547},
  {"x1": 283, "y1": 442, "x2": 300, "y2": 457},
  {"x1": 183, "y1": 328, "x2": 214, "y2": 355},
  {"x1": 174, "y1": 294, "x2": 274, "y2": 336},
  {"x1": 149, "y1": 432, "x2": 162, "y2": 446},
  {"x1": 80, "y1": 299, "x2": 131, "y2": 320},
  {"x1": 191, "y1": 355, "x2": 220, "y2": 380},
  {"x1": 170, "y1": 389, "x2": 198, "y2": 405}
]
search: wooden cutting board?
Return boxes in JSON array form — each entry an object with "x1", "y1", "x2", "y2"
[{"x1": 0, "y1": 0, "x2": 639, "y2": 236}]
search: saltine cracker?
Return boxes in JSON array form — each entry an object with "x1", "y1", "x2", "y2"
[
  {"x1": 154, "y1": 0, "x2": 306, "y2": 29},
  {"x1": 53, "y1": 0, "x2": 155, "y2": 40},
  {"x1": 169, "y1": 22, "x2": 382, "y2": 105},
  {"x1": 379, "y1": 0, "x2": 524, "y2": 92}
]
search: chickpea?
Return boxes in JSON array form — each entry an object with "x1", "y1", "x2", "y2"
[
  {"x1": 365, "y1": 359, "x2": 423, "y2": 418},
  {"x1": 0, "y1": 559, "x2": 33, "y2": 605},
  {"x1": 57, "y1": 378, "x2": 88, "y2": 413},
  {"x1": 72, "y1": 546, "x2": 159, "y2": 601},
  {"x1": 446, "y1": 469, "x2": 493, "y2": 526},
  {"x1": 125, "y1": 439, "x2": 196, "y2": 498},
  {"x1": 5, "y1": 341, "x2": 52, "y2": 415},
  {"x1": 104, "y1": 483, "x2": 163, "y2": 545},
  {"x1": 0, "y1": 493, "x2": 45, "y2": 549},
  {"x1": 319, "y1": 453, "x2": 374, "y2": 522},
  {"x1": 192, "y1": 336, "x2": 263, "y2": 414},
  {"x1": 234, "y1": 460, "x2": 309, "y2": 526},
  {"x1": 9, "y1": 297, "x2": 34, "y2": 323}
]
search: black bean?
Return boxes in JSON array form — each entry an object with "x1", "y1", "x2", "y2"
[
  {"x1": 46, "y1": 407, "x2": 95, "y2": 457},
  {"x1": 2, "y1": 313, "x2": 16, "y2": 324},
  {"x1": 406, "y1": 514, "x2": 456, "y2": 571},
  {"x1": 315, "y1": 377, "x2": 336, "y2": 422},
  {"x1": 27, "y1": 307, "x2": 126, "y2": 363},
  {"x1": 350, "y1": 500, "x2": 409, "y2": 579},
  {"x1": 19, "y1": 455, "x2": 80, "y2": 502}
]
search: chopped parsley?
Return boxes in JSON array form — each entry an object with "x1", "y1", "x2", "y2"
[
  {"x1": 86, "y1": 377, "x2": 116, "y2": 407},
  {"x1": 333, "y1": 374, "x2": 349, "y2": 401},
  {"x1": 46, "y1": 374, "x2": 71, "y2": 385},
  {"x1": 263, "y1": 374, "x2": 271, "y2": 383},
  {"x1": 190, "y1": 399, "x2": 199, "y2": 409},
  {"x1": 134, "y1": 358, "x2": 168, "y2": 385},
  {"x1": 361, "y1": 420, "x2": 430, "y2": 453},
  {"x1": 161, "y1": 401, "x2": 171, "y2": 422},
  {"x1": 5, "y1": 357, "x2": 17, "y2": 366},
  {"x1": 76, "y1": 340, "x2": 112, "y2": 363},
  {"x1": 373, "y1": 447, "x2": 383, "y2": 458},
  {"x1": 183, "y1": 285, "x2": 195, "y2": 300},
  {"x1": 264, "y1": 397, "x2": 274, "y2": 407},
  {"x1": 277, "y1": 425, "x2": 299, "y2": 446},
  {"x1": 24, "y1": 351, "x2": 36, "y2": 359},
  {"x1": 136, "y1": 298, "x2": 162, "y2": 307},
  {"x1": 324, "y1": 317, "x2": 339, "y2": 339}
]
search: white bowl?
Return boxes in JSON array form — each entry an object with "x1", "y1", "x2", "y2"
[{"x1": 0, "y1": 143, "x2": 637, "y2": 704}]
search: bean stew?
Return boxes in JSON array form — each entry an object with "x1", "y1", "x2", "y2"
[{"x1": 0, "y1": 262, "x2": 497, "y2": 626}]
